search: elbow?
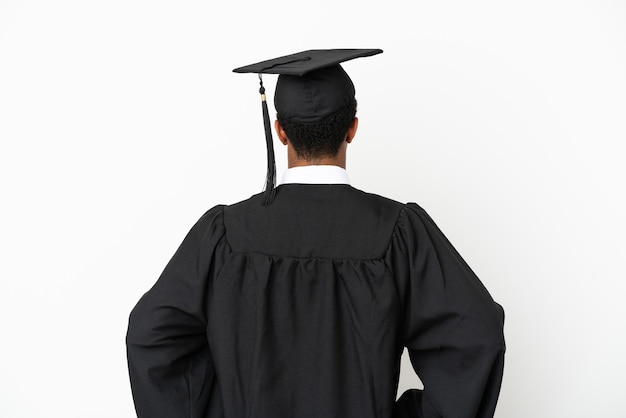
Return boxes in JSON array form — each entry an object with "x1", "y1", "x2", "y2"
[
  {"x1": 126, "y1": 298, "x2": 151, "y2": 349},
  {"x1": 485, "y1": 302, "x2": 506, "y2": 355},
  {"x1": 470, "y1": 301, "x2": 506, "y2": 357},
  {"x1": 126, "y1": 306, "x2": 140, "y2": 348}
]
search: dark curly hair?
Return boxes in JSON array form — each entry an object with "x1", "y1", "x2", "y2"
[{"x1": 277, "y1": 99, "x2": 357, "y2": 161}]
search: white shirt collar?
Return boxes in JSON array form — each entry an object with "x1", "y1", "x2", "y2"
[{"x1": 278, "y1": 165, "x2": 350, "y2": 185}]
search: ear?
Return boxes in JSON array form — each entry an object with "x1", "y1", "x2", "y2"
[
  {"x1": 274, "y1": 120, "x2": 289, "y2": 145},
  {"x1": 345, "y1": 117, "x2": 358, "y2": 144}
]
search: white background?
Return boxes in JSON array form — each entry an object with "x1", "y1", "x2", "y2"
[{"x1": 1, "y1": 1, "x2": 625, "y2": 417}]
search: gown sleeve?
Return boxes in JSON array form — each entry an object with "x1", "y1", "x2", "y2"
[
  {"x1": 126, "y1": 206, "x2": 227, "y2": 418},
  {"x1": 390, "y1": 204, "x2": 505, "y2": 418}
]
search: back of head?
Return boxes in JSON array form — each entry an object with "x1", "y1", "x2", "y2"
[
  {"x1": 277, "y1": 103, "x2": 357, "y2": 161},
  {"x1": 275, "y1": 65, "x2": 357, "y2": 160}
]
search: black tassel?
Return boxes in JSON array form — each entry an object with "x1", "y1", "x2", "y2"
[{"x1": 259, "y1": 75, "x2": 276, "y2": 205}]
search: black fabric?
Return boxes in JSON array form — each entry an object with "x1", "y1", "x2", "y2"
[
  {"x1": 273, "y1": 65, "x2": 355, "y2": 123},
  {"x1": 234, "y1": 49, "x2": 382, "y2": 123},
  {"x1": 232, "y1": 49, "x2": 383, "y2": 76},
  {"x1": 127, "y1": 184, "x2": 505, "y2": 418},
  {"x1": 235, "y1": 49, "x2": 382, "y2": 123}
]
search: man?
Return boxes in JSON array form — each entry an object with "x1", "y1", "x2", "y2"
[{"x1": 126, "y1": 49, "x2": 505, "y2": 418}]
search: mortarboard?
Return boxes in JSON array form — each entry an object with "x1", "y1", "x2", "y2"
[{"x1": 233, "y1": 48, "x2": 383, "y2": 205}]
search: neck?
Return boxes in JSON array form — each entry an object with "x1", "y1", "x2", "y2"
[
  {"x1": 287, "y1": 144, "x2": 347, "y2": 168},
  {"x1": 289, "y1": 157, "x2": 345, "y2": 169}
]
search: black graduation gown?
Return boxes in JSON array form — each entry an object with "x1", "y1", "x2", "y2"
[{"x1": 126, "y1": 184, "x2": 505, "y2": 418}]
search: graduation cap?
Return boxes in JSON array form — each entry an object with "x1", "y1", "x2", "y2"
[{"x1": 233, "y1": 49, "x2": 383, "y2": 205}]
